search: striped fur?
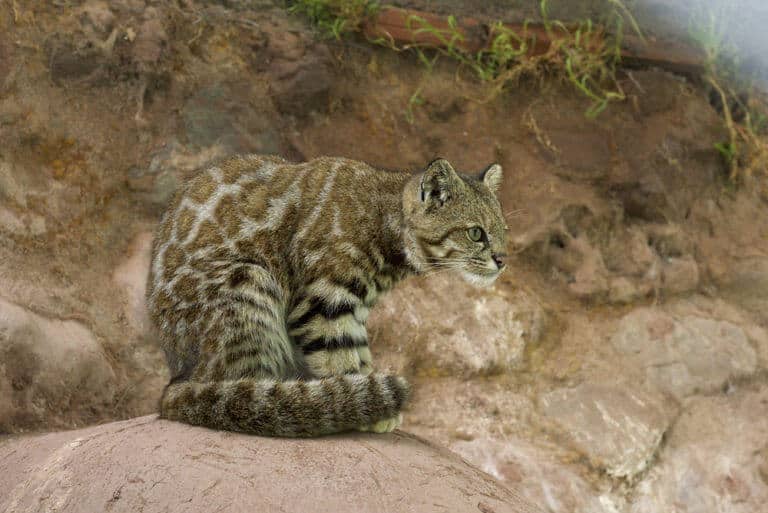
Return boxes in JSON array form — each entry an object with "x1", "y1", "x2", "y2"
[
  {"x1": 161, "y1": 374, "x2": 408, "y2": 437},
  {"x1": 147, "y1": 155, "x2": 507, "y2": 437}
]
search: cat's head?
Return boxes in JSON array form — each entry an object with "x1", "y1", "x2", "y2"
[{"x1": 402, "y1": 158, "x2": 508, "y2": 287}]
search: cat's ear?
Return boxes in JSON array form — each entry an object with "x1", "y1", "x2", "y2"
[
  {"x1": 420, "y1": 158, "x2": 460, "y2": 206},
  {"x1": 480, "y1": 163, "x2": 503, "y2": 194}
]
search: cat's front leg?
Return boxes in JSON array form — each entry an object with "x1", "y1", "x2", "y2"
[
  {"x1": 300, "y1": 334, "x2": 373, "y2": 378},
  {"x1": 303, "y1": 345, "x2": 368, "y2": 377},
  {"x1": 288, "y1": 287, "x2": 402, "y2": 432},
  {"x1": 356, "y1": 345, "x2": 374, "y2": 376},
  {"x1": 288, "y1": 295, "x2": 373, "y2": 377}
]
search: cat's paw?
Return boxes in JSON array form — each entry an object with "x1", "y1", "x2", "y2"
[{"x1": 358, "y1": 413, "x2": 402, "y2": 434}]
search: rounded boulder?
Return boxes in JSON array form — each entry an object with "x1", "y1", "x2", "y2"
[{"x1": 0, "y1": 415, "x2": 542, "y2": 513}]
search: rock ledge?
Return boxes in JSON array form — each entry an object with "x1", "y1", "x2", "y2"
[{"x1": 0, "y1": 415, "x2": 541, "y2": 513}]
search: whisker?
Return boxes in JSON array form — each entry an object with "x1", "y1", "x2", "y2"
[
  {"x1": 426, "y1": 255, "x2": 464, "y2": 261},
  {"x1": 426, "y1": 261, "x2": 465, "y2": 269},
  {"x1": 424, "y1": 261, "x2": 465, "y2": 270},
  {"x1": 424, "y1": 267, "x2": 462, "y2": 273},
  {"x1": 425, "y1": 260, "x2": 467, "y2": 267},
  {"x1": 505, "y1": 209, "x2": 527, "y2": 219},
  {"x1": 419, "y1": 268, "x2": 457, "y2": 278}
]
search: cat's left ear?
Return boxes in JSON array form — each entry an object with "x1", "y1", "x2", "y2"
[
  {"x1": 420, "y1": 158, "x2": 461, "y2": 207},
  {"x1": 480, "y1": 163, "x2": 503, "y2": 194}
]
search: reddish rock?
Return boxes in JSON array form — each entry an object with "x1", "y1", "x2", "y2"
[
  {"x1": 539, "y1": 383, "x2": 672, "y2": 479},
  {"x1": 612, "y1": 308, "x2": 757, "y2": 400},
  {"x1": 112, "y1": 232, "x2": 153, "y2": 334},
  {"x1": 630, "y1": 387, "x2": 768, "y2": 513},
  {"x1": 370, "y1": 275, "x2": 544, "y2": 378},
  {"x1": 259, "y1": 25, "x2": 334, "y2": 117},
  {"x1": 0, "y1": 298, "x2": 117, "y2": 432},
  {"x1": 0, "y1": 416, "x2": 543, "y2": 513}
]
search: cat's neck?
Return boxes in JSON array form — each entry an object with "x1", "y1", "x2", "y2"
[{"x1": 371, "y1": 170, "x2": 419, "y2": 276}]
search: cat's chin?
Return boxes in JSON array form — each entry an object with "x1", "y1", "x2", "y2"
[{"x1": 460, "y1": 270, "x2": 499, "y2": 288}]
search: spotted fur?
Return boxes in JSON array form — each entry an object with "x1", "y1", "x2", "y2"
[{"x1": 147, "y1": 155, "x2": 507, "y2": 436}]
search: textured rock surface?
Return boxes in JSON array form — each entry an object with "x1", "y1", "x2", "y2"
[
  {"x1": 112, "y1": 232, "x2": 153, "y2": 334},
  {"x1": 406, "y1": 378, "x2": 536, "y2": 440},
  {"x1": 261, "y1": 22, "x2": 333, "y2": 117},
  {"x1": 539, "y1": 384, "x2": 671, "y2": 479},
  {"x1": 0, "y1": 416, "x2": 542, "y2": 513},
  {"x1": 718, "y1": 256, "x2": 768, "y2": 325},
  {"x1": 452, "y1": 437, "x2": 617, "y2": 513},
  {"x1": 0, "y1": 298, "x2": 117, "y2": 432},
  {"x1": 371, "y1": 276, "x2": 544, "y2": 377},
  {"x1": 612, "y1": 308, "x2": 757, "y2": 399},
  {"x1": 182, "y1": 83, "x2": 283, "y2": 154},
  {"x1": 630, "y1": 387, "x2": 768, "y2": 513}
]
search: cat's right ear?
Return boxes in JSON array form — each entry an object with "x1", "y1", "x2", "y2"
[
  {"x1": 420, "y1": 158, "x2": 459, "y2": 207},
  {"x1": 479, "y1": 163, "x2": 503, "y2": 194}
]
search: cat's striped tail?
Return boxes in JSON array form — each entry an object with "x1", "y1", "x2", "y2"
[{"x1": 159, "y1": 373, "x2": 410, "y2": 437}]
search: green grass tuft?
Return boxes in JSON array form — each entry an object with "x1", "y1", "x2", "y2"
[
  {"x1": 288, "y1": 0, "x2": 645, "y2": 118},
  {"x1": 288, "y1": 0, "x2": 379, "y2": 40}
]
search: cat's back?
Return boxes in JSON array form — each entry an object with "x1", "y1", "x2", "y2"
[
  {"x1": 147, "y1": 155, "x2": 290, "y2": 286},
  {"x1": 148, "y1": 154, "x2": 402, "y2": 281},
  {"x1": 149, "y1": 155, "x2": 359, "y2": 262}
]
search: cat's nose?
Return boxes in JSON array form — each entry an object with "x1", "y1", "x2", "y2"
[{"x1": 492, "y1": 253, "x2": 506, "y2": 269}]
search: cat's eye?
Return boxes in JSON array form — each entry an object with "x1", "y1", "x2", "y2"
[{"x1": 468, "y1": 226, "x2": 485, "y2": 242}]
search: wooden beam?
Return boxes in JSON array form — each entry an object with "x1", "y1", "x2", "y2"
[{"x1": 361, "y1": 7, "x2": 705, "y2": 76}]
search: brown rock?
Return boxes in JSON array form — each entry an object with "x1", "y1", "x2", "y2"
[
  {"x1": 539, "y1": 383, "x2": 672, "y2": 479},
  {"x1": 603, "y1": 227, "x2": 656, "y2": 278},
  {"x1": 111, "y1": 0, "x2": 145, "y2": 14},
  {"x1": 370, "y1": 275, "x2": 544, "y2": 378},
  {"x1": 630, "y1": 387, "x2": 768, "y2": 513},
  {"x1": 660, "y1": 256, "x2": 699, "y2": 295},
  {"x1": 47, "y1": 40, "x2": 104, "y2": 83},
  {"x1": 0, "y1": 298, "x2": 117, "y2": 433},
  {"x1": 132, "y1": 8, "x2": 167, "y2": 68},
  {"x1": 0, "y1": 37, "x2": 11, "y2": 88},
  {"x1": 79, "y1": 1, "x2": 116, "y2": 33},
  {"x1": 612, "y1": 308, "x2": 757, "y2": 400},
  {"x1": 407, "y1": 378, "x2": 535, "y2": 441},
  {"x1": 452, "y1": 437, "x2": 618, "y2": 513},
  {"x1": 547, "y1": 127, "x2": 613, "y2": 181},
  {"x1": 566, "y1": 236, "x2": 610, "y2": 299},
  {"x1": 269, "y1": 60, "x2": 332, "y2": 117},
  {"x1": 718, "y1": 256, "x2": 768, "y2": 325},
  {"x1": 0, "y1": 416, "x2": 543, "y2": 513},
  {"x1": 261, "y1": 27, "x2": 333, "y2": 117},
  {"x1": 608, "y1": 276, "x2": 643, "y2": 304},
  {"x1": 112, "y1": 232, "x2": 153, "y2": 333}
]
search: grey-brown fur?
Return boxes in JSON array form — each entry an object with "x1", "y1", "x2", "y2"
[{"x1": 147, "y1": 155, "x2": 507, "y2": 437}]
